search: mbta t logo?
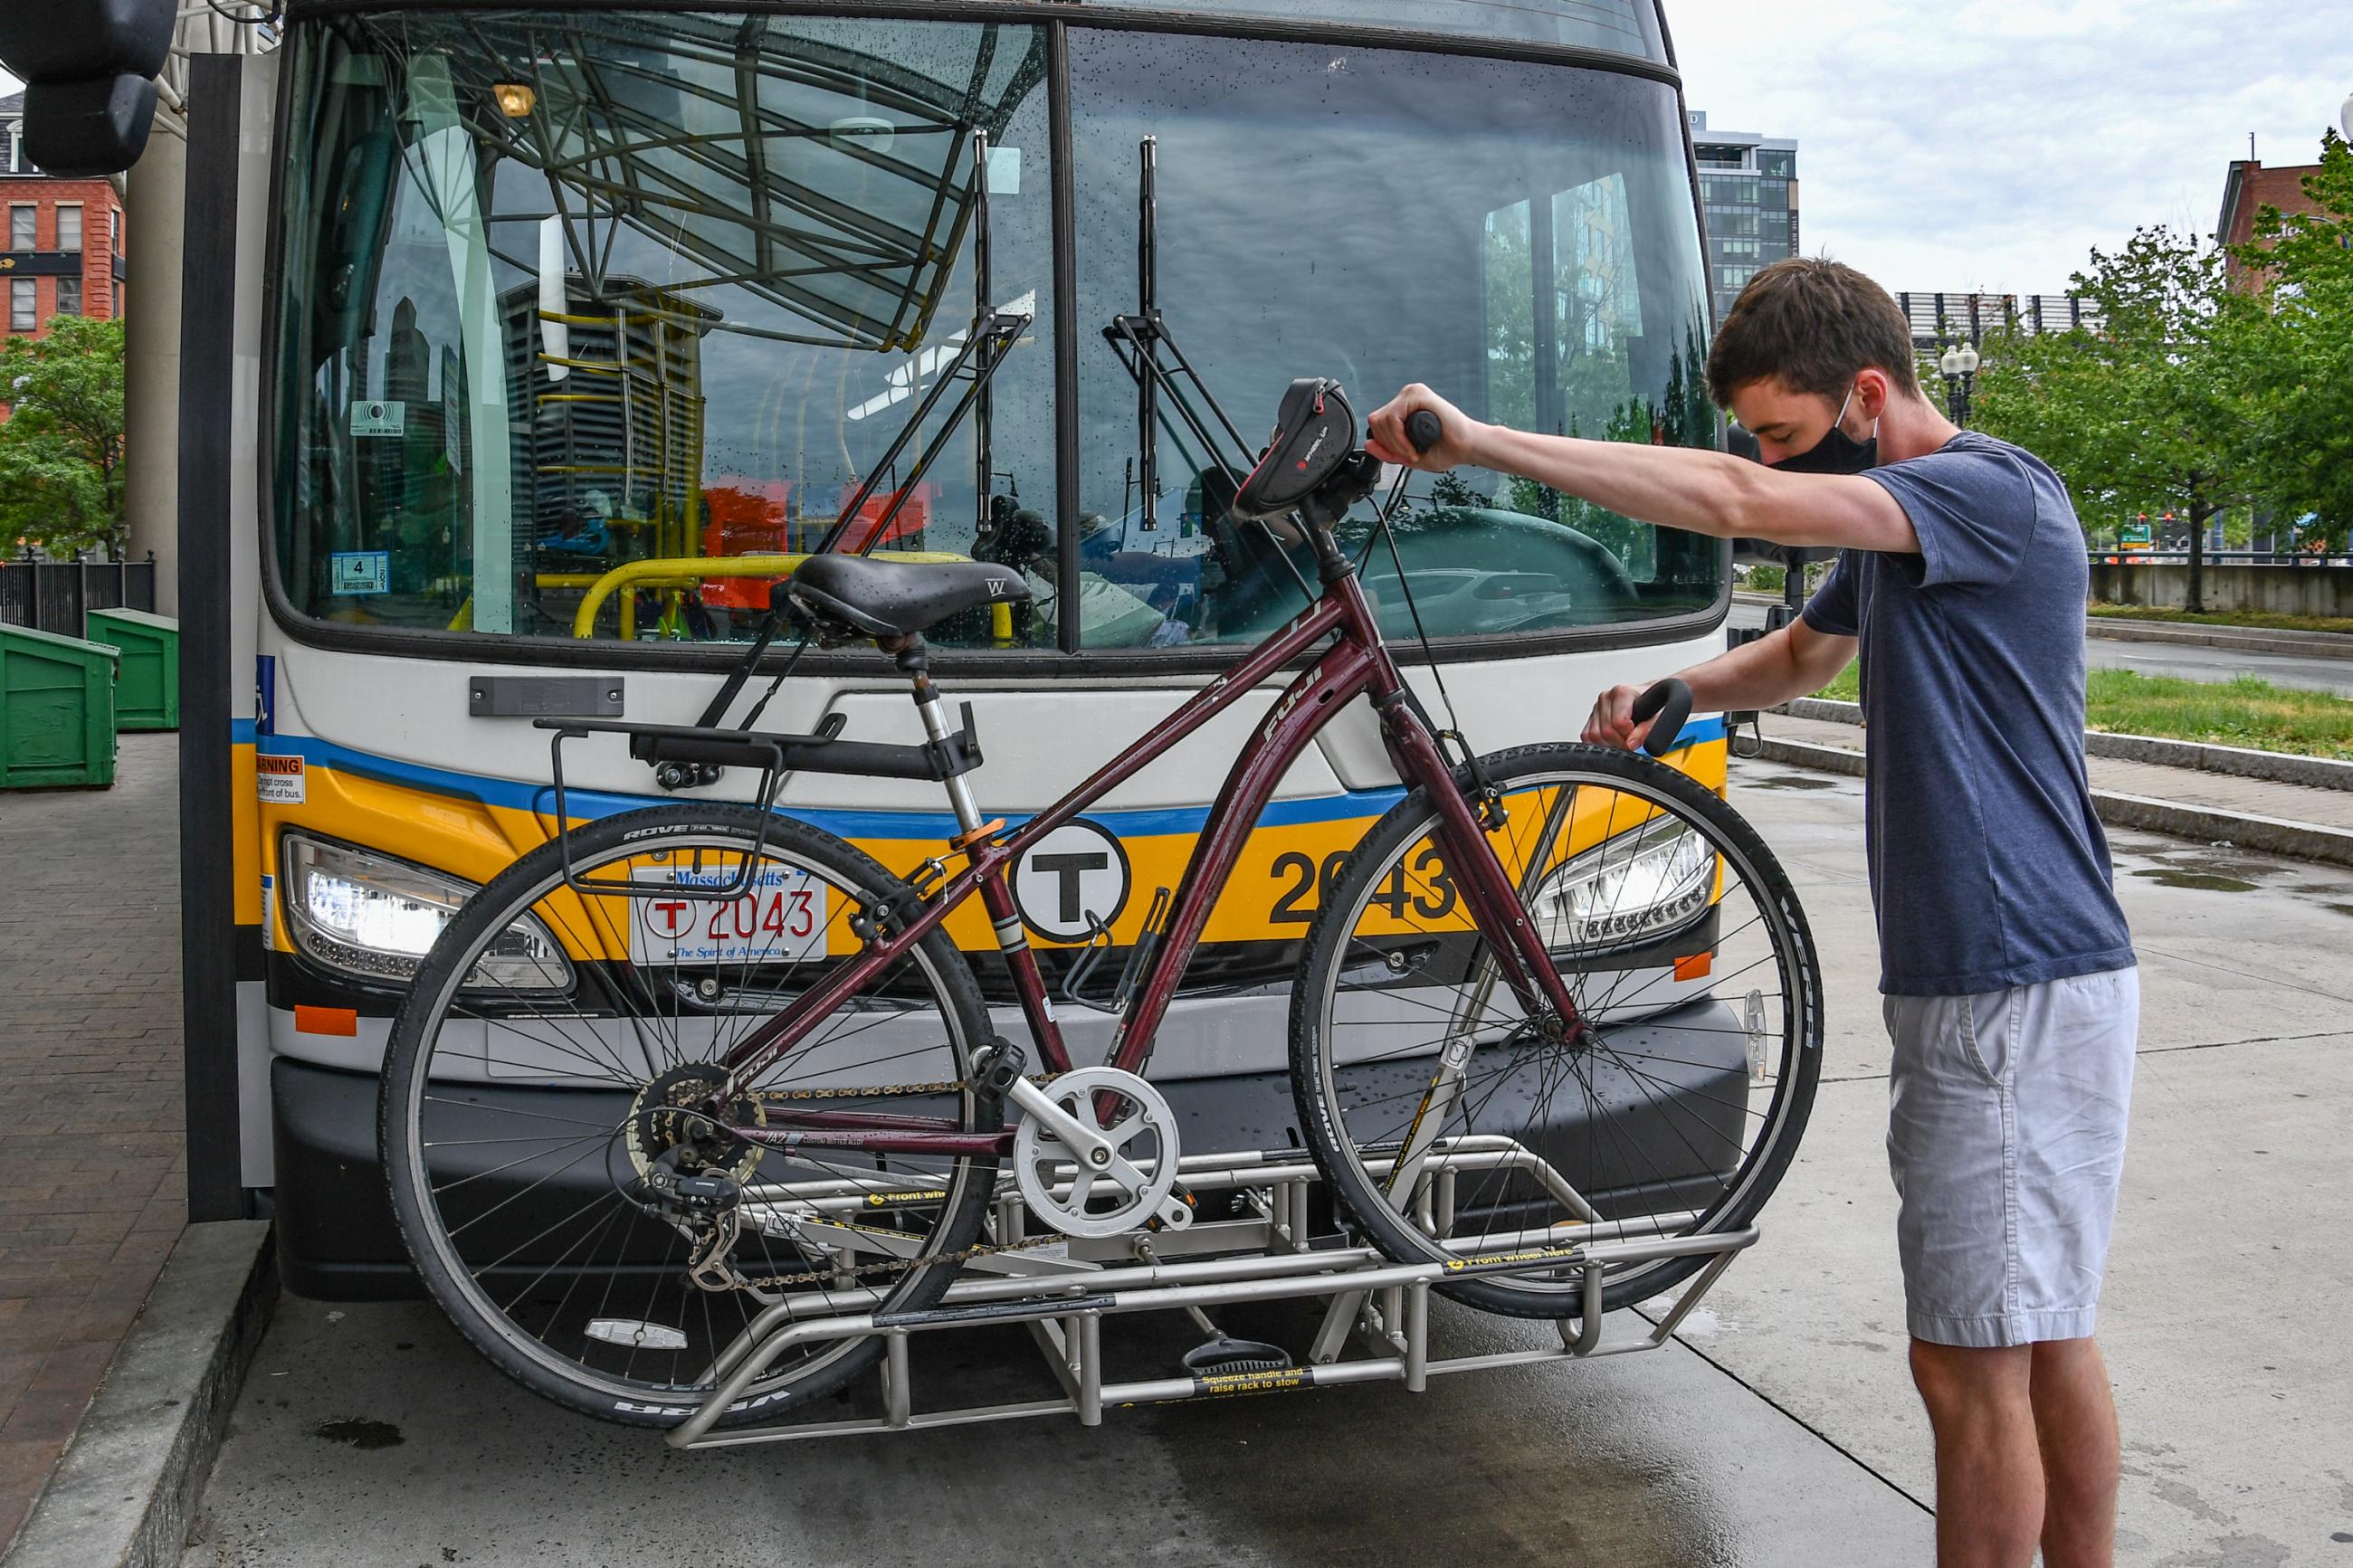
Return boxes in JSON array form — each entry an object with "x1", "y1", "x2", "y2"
[{"x1": 1010, "y1": 819, "x2": 1131, "y2": 943}]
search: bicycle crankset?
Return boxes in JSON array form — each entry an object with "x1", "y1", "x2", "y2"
[{"x1": 1013, "y1": 1066, "x2": 1190, "y2": 1239}]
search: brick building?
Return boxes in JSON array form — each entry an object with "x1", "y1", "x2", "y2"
[
  {"x1": 2215, "y1": 157, "x2": 2325, "y2": 290},
  {"x1": 0, "y1": 91, "x2": 129, "y2": 337}
]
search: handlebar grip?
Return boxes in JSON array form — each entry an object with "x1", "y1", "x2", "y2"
[
  {"x1": 1629, "y1": 678, "x2": 1693, "y2": 758},
  {"x1": 1404, "y1": 409, "x2": 1444, "y2": 455}
]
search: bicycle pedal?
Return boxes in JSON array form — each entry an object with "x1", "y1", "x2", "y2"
[
  {"x1": 1181, "y1": 1333, "x2": 1294, "y2": 1378},
  {"x1": 970, "y1": 1037, "x2": 1027, "y2": 1103},
  {"x1": 1144, "y1": 1184, "x2": 1197, "y2": 1232}
]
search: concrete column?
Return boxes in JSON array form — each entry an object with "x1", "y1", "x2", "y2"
[{"x1": 123, "y1": 119, "x2": 186, "y2": 615}]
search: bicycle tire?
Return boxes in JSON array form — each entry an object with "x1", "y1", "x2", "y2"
[
  {"x1": 1289, "y1": 743, "x2": 1821, "y2": 1317},
  {"x1": 380, "y1": 803, "x2": 1000, "y2": 1430}
]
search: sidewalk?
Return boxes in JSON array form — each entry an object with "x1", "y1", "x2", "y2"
[
  {"x1": 1758, "y1": 710, "x2": 2353, "y2": 863},
  {"x1": 0, "y1": 736, "x2": 186, "y2": 1547}
]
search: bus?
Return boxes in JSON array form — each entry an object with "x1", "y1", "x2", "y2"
[{"x1": 165, "y1": 0, "x2": 1733, "y2": 1294}]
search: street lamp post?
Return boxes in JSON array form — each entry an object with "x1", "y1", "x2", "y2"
[{"x1": 1938, "y1": 339, "x2": 1980, "y2": 427}]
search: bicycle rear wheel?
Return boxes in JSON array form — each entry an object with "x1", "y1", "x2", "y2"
[
  {"x1": 379, "y1": 803, "x2": 999, "y2": 1429},
  {"x1": 1290, "y1": 743, "x2": 1819, "y2": 1316}
]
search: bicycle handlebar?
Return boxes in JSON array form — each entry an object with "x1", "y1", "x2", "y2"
[
  {"x1": 1629, "y1": 678, "x2": 1692, "y2": 758},
  {"x1": 1404, "y1": 409, "x2": 1444, "y2": 456}
]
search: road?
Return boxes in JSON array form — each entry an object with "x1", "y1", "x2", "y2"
[
  {"x1": 1731, "y1": 599, "x2": 2353, "y2": 696},
  {"x1": 182, "y1": 767, "x2": 2353, "y2": 1567}
]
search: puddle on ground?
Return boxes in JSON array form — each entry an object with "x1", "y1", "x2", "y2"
[
  {"x1": 1741, "y1": 774, "x2": 1839, "y2": 791},
  {"x1": 2131, "y1": 868, "x2": 2258, "y2": 893},
  {"x1": 314, "y1": 1418, "x2": 404, "y2": 1449}
]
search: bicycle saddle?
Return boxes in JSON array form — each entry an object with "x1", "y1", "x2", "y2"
[
  {"x1": 1230, "y1": 377, "x2": 1364, "y2": 524},
  {"x1": 783, "y1": 553, "x2": 1032, "y2": 640}
]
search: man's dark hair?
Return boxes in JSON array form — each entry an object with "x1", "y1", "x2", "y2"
[{"x1": 1703, "y1": 257, "x2": 1924, "y2": 407}]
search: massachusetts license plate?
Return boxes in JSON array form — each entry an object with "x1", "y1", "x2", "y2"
[{"x1": 628, "y1": 864, "x2": 830, "y2": 966}]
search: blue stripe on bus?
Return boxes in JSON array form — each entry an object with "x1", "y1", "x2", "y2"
[{"x1": 255, "y1": 715, "x2": 1728, "y2": 841}]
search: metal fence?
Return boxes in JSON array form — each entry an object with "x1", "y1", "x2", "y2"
[{"x1": 0, "y1": 556, "x2": 158, "y2": 637}]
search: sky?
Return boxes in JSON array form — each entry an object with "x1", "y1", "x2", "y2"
[{"x1": 1671, "y1": 0, "x2": 2353, "y2": 296}]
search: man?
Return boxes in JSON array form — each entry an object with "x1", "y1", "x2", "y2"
[{"x1": 1367, "y1": 257, "x2": 2138, "y2": 1568}]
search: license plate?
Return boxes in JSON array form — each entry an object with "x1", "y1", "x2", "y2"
[{"x1": 629, "y1": 864, "x2": 829, "y2": 966}]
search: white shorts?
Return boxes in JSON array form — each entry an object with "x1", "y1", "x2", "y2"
[{"x1": 1883, "y1": 967, "x2": 2139, "y2": 1348}]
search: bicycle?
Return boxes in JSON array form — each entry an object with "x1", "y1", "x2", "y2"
[{"x1": 379, "y1": 379, "x2": 1822, "y2": 1430}]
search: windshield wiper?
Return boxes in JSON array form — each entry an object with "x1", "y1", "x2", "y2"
[
  {"x1": 815, "y1": 129, "x2": 1028, "y2": 559},
  {"x1": 1100, "y1": 137, "x2": 1319, "y2": 610}
]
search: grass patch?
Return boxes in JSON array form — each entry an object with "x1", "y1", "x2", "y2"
[
  {"x1": 2087, "y1": 603, "x2": 2353, "y2": 637},
  {"x1": 1809, "y1": 664, "x2": 2353, "y2": 759}
]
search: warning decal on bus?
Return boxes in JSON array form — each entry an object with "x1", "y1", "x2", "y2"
[
  {"x1": 256, "y1": 755, "x2": 307, "y2": 804},
  {"x1": 629, "y1": 864, "x2": 829, "y2": 967}
]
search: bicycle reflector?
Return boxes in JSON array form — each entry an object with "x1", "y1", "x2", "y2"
[{"x1": 280, "y1": 833, "x2": 572, "y2": 992}]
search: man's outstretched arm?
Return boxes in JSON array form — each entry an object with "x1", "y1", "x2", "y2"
[{"x1": 1367, "y1": 384, "x2": 1920, "y2": 555}]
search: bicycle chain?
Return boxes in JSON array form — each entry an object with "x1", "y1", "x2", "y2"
[{"x1": 715, "y1": 1074, "x2": 1070, "y2": 1293}]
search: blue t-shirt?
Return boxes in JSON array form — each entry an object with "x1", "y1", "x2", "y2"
[{"x1": 1800, "y1": 432, "x2": 2135, "y2": 996}]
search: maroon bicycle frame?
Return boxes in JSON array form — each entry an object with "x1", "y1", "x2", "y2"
[{"x1": 712, "y1": 567, "x2": 1583, "y2": 1158}]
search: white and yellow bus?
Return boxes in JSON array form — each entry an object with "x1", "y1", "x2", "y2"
[{"x1": 172, "y1": 0, "x2": 1734, "y2": 1294}]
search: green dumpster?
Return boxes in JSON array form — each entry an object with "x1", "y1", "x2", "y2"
[
  {"x1": 85, "y1": 607, "x2": 179, "y2": 730},
  {"x1": 0, "y1": 623, "x2": 119, "y2": 789}
]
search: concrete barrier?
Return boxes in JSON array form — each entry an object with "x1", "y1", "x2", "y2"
[{"x1": 2089, "y1": 561, "x2": 2353, "y2": 618}]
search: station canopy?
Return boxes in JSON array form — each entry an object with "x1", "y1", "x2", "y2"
[{"x1": 343, "y1": 10, "x2": 1045, "y2": 352}]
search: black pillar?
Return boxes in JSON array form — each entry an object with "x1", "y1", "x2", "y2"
[{"x1": 178, "y1": 54, "x2": 249, "y2": 1222}]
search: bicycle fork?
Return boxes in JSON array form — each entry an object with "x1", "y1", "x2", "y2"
[{"x1": 1374, "y1": 690, "x2": 1581, "y2": 1222}]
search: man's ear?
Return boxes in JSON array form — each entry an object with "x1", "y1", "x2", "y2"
[{"x1": 1851, "y1": 366, "x2": 1893, "y2": 424}]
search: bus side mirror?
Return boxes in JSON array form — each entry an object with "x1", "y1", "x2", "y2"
[{"x1": 0, "y1": 0, "x2": 177, "y2": 177}]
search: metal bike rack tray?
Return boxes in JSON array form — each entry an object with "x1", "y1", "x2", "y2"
[{"x1": 665, "y1": 1143, "x2": 1759, "y2": 1449}]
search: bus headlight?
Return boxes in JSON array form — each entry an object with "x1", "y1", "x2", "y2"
[
  {"x1": 280, "y1": 833, "x2": 571, "y2": 992},
  {"x1": 1530, "y1": 825, "x2": 1712, "y2": 952}
]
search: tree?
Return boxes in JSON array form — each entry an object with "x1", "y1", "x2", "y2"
[
  {"x1": 0, "y1": 316, "x2": 128, "y2": 557},
  {"x1": 1972, "y1": 226, "x2": 2261, "y2": 610},
  {"x1": 2232, "y1": 129, "x2": 2353, "y2": 546}
]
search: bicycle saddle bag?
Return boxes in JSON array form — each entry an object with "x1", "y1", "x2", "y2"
[{"x1": 1230, "y1": 377, "x2": 1356, "y2": 523}]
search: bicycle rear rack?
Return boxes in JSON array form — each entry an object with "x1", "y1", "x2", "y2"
[{"x1": 665, "y1": 1141, "x2": 1757, "y2": 1449}]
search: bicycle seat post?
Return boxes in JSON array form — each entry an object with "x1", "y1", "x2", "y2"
[{"x1": 890, "y1": 633, "x2": 988, "y2": 842}]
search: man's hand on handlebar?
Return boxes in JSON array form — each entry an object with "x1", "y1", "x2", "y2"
[
  {"x1": 1366, "y1": 385, "x2": 1478, "y2": 472},
  {"x1": 1584, "y1": 678, "x2": 1694, "y2": 757},
  {"x1": 1584, "y1": 684, "x2": 1654, "y2": 751}
]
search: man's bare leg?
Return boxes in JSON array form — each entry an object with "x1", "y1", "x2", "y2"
[
  {"x1": 2029, "y1": 1336, "x2": 2120, "y2": 1568},
  {"x1": 1910, "y1": 1340, "x2": 2042, "y2": 1567}
]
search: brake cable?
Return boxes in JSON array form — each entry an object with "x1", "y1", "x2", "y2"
[{"x1": 1361, "y1": 467, "x2": 1505, "y2": 828}]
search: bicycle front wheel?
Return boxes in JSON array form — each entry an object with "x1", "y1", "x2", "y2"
[
  {"x1": 380, "y1": 803, "x2": 1000, "y2": 1429},
  {"x1": 1290, "y1": 743, "x2": 1820, "y2": 1317}
]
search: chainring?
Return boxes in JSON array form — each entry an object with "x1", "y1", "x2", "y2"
[{"x1": 1012, "y1": 1066, "x2": 1182, "y2": 1239}]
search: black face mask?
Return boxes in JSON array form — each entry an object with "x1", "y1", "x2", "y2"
[{"x1": 1767, "y1": 387, "x2": 1878, "y2": 475}]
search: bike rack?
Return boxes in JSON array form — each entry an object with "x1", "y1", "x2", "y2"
[{"x1": 664, "y1": 1141, "x2": 1758, "y2": 1449}]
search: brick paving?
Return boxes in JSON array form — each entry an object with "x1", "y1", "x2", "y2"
[
  {"x1": 0, "y1": 734, "x2": 186, "y2": 1546},
  {"x1": 1766, "y1": 711, "x2": 2353, "y2": 831}
]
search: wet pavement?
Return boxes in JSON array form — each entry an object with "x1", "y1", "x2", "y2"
[{"x1": 179, "y1": 765, "x2": 2353, "y2": 1566}]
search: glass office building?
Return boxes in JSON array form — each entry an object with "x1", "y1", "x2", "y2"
[{"x1": 1687, "y1": 111, "x2": 1797, "y2": 324}]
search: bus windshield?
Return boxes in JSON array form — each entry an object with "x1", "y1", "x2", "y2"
[{"x1": 269, "y1": 9, "x2": 1717, "y2": 654}]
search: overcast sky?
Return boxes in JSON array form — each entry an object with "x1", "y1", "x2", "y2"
[
  {"x1": 5, "y1": 3, "x2": 2345, "y2": 298},
  {"x1": 1671, "y1": 0, "x2": 2352, "y2": 295}
]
